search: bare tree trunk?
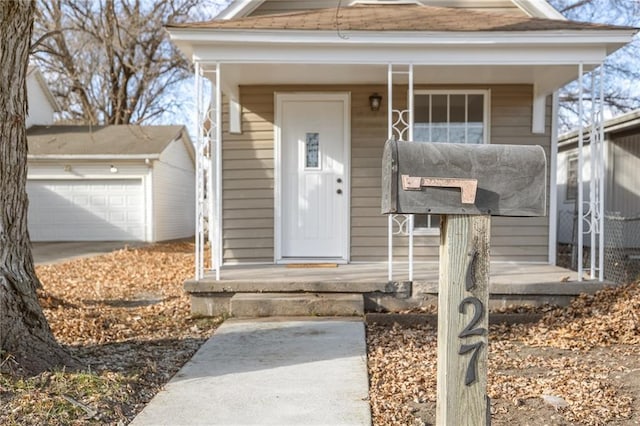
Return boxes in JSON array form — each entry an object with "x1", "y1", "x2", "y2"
[{"x1": 0, "y1": 0, "x2": 79, "y2": 376}]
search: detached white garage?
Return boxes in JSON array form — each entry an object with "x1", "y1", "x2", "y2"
[{"x1": 27, "y1": 125, "x2": 195, "y2": 242}]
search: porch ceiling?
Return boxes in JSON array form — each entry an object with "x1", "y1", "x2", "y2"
[{"x1": 182, "y1": 36, "x2": 631, "y2": 98}]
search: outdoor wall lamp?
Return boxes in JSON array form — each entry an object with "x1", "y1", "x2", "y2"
[
  {"x1": 110, "y1": 165, "x2": 118, "y2": 173},
  {"x1": 369, "y1": 93, "x2": 382, "y2": 112}
]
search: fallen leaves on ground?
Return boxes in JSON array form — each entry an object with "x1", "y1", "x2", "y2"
[
  {"x1": 1, "y1": 241, "x2": 222, "y2": 425},
  {"x1": 3, "y1": 243, "x2": 640, "y2": 425},
  {"x1": 519, "y1": 282, "x2": 640, "y2": 349},
  {"x1": 368, "y1": 281, "x2": 640, "y2": 426}
]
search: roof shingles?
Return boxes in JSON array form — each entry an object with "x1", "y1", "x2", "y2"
[
  {"x1": 27, "y1": 125, "x2": 185, "y2": 157},
  {"x1": 168, "y1": 4, "x2": 628, "y2": 32}
]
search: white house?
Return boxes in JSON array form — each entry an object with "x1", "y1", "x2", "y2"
[
  {"x1": 558, "y1": 109, "x2": 640, "y2": 248},
  {"x1": 26, "y1": 125, "x2": 195, "y2": 242},
  {"x1": 26, "y1": 66, "x2": 60, "y2": 128}
]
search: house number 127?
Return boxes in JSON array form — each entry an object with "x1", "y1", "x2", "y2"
[{"x1": 458, "y1": 297, "x2": 487, "y2": 386}]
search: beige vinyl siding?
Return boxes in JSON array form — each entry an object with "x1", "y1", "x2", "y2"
[
  {"x1": 490, "y1": 85, "x2": 551, "y2": 261},
  {"x1": 606, "y1": 133, "x2": 640, "y2": 248},
  {"x1": 222, "y1": 84, "x2": 550, "y2": 264},
  {"x1": 607, "y1": 133, "x2": 640, "y2": 217},
  {"x1": 222, "y1": 87, "x2": 275, "y2": 263}
]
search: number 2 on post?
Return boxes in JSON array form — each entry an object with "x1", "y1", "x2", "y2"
[{"x1": 458, "y1": 296, "x2": 487, "y2": 386}]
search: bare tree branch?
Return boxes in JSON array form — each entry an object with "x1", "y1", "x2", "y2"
[
  {"x1": 549, "y1": 0, "x2": 640, "y2": 132},
  {"x1": 31, "y1": 0, "x2": 216, "y2": 125}
]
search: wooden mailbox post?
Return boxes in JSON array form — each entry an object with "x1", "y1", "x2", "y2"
[{"x1": 382, "y1": 140, "x2": 547, "y2": 426}]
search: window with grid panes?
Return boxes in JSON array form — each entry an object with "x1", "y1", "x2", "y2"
[{"x1": 412, "y1": 91, "x2": 488, "y2": 233}]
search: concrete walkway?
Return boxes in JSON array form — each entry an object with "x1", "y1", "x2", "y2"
[{"x1": 131, "y1": 318, "x2": 371, "y2": 426}]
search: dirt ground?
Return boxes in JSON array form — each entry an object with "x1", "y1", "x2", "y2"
[
  {"x1": 1, "y1": 242, "x2": 638, "y2": 425},
  {"x1": 1, "y1": 242, "x2": 222, "y2": 425}
]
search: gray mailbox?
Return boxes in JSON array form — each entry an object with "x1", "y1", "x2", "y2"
[
  {"x1": 381, "y1": 139, "x2": 547, "y2": 425},
  {"x1": 381, "y1": 140, "x2": 547, "y2": 217}
]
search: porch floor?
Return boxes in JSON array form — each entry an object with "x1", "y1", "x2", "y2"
[
  {"x1": 185, "y1": 262, "x2": 616, "y2": 315},
  {"x1": 190, "y1": 262, "x2": 611, "y2": 295}
]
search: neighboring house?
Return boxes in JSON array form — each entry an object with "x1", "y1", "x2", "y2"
[
  {"x1": 558, "y1": 110, "x2": 640, "y2": 248},
  {"x1": 167, "y1": 0, "x2": 635, "y2": 279},
  {"x1": 26, "y1": 125, "x2": 195, "y2": 242},
  {"x1": 26, "y1": 66, "x2": 60, "y2": 128}
]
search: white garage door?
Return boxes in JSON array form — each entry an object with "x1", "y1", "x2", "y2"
[{"x1": 27, "y1": 179, "x2": 145, "y2": 241}]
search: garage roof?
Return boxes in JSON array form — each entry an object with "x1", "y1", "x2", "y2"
[{"x1": 27, "y1": 125, "x2": 191, "y2": 159}]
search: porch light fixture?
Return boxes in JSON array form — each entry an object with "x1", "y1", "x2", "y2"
[
  {"x1": 369, "y1": 93, "x2": 382, "y2": 112},
  {"x1": 110, "y1": 165, "x2": 118, "y2": 173}
]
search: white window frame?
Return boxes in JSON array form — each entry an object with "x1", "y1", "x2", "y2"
[
  {"x1": 412, "y1": 89, "x2": 491, "y2": 235},
  {"x1": 565, "y1": 153, "x2": 578, "y2": 202}
]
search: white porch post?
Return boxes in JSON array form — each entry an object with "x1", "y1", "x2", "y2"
[
  {"x1": 577, "y1": 63, "x2": 584, "y2": 282},
  {"x1": 211, "y1": 63, "x2": 222, "y2": 281},
  {"x1": 407, "y1": 64, "x2": 414, "y2": 282},
  {"x1": 548, "y1": 91, "x2": 559, "y2": 265},
  {"x1": 386, "y1": 64, "x2": 415, "y2": 283},
  {"x1": 194, "y1": 62, "x2": 205, "y2": 280},
  {"x1": 387, "y1": 64, "x2": 394, "y2": 282},
  {"x1": 193, "y1": 62, "x2": 222, "y2": 281},
  {"x1": 589, "y1": 66, "x2": 605, "y2": 282},
  {"x1": 589, "y1": 71, "x2": 597, "y2": 279},
  {"x1": 576, "y1": 62, "x2": 605, "y2": 282},
  {"x1": 598, "y1": 67, "x2": 605, "y2": 282}
]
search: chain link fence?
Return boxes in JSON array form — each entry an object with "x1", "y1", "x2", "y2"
[{"x1": 557, "y1": 210, "x2": 640, "y2": 284}]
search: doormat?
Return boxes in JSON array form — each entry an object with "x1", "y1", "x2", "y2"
[{"x1": 285, "y1": 263, "x2": 339, "y2": 268}]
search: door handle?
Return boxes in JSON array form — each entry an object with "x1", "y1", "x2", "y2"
[
  {"x1": 337, "y1": 178, "x2": 342, "y2": 183},
  {"x1": 336, "y1": 189, "x2": 342, "y2": 194}
]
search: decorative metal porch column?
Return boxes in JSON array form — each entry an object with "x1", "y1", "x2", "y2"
[
  {"x1": 194, "y1": 62, "x2": 222, "y2": 281},
  {"x1": 387, "y1": 64, "x2": 414, "y2": 282},
  {"x1": 577, "y1": 63, "x2": 605, "y2": 282}
]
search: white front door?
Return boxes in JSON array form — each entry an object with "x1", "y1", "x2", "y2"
[{"x1": 277, "y1": 93, "x2": 350, "y2": 260}]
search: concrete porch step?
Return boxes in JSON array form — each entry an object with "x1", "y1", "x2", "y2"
[
  {"x1": 230, "y1": 293, "x2": 364, "y2": 317},
  {"x1": 185, "y1": 264, "x2": 615, "y2": 317}
]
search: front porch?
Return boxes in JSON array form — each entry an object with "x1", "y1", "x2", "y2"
[
  {"x1": 166, "y1": 2, "x2": 636, "y2": 317},
  {"x1": 185, "y1": 262, "x2": 614, "y2": 317},
  {"x1": 170, "y1": 13, "x2": 635, "y2": 285}
]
